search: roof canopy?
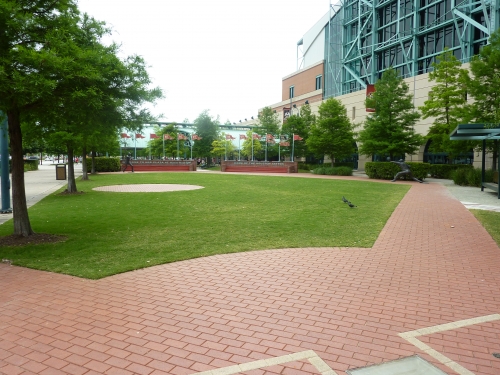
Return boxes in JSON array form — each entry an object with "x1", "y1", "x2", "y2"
[{"x1": 450, "y1": 124, "x2": 500, "y2": 140}]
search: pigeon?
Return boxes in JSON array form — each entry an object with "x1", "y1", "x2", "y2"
[
  {"x1": 342, "y1": 196, "x2": 349, "y2": 203},
  {"x1": 348, "y1": 202, "x2": 357, "y2": 208}
]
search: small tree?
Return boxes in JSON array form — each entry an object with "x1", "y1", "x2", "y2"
[
  {"x1": 307, "y1": 98, "x2": 355, "y2": 166},
  {"x1": 358, "y1": 67, "x2": 423, "y2": 160},
  {"x1": 240, "y1": 129, "x2": 262, "y2": 160},
  {"x1": 211, "y1": 134, "x2": 235, "y2": 160},
  {"x1": 281, "y1": 115, "x2": 307, "y2": 159},
  {"x1": 419, "y1": 48, "x2": 471, "y2": 162}
]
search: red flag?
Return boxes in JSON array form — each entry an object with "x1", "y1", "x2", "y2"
[
  {"x1": 136, "y1": 134, "x2": 145, "y2": 139},
  {"x1": 150, "y1": 134, "x2": 159, "y2": 139},
  {"x1": 192, "y1": 134, "x2": 202, "y2": 140},
  {"x1": 252, "y1": 133, "x2": 261, "y2": 140},
  {"x1": 225, "y1": 134, "x2": 235, "y2": 140},
  {"x1": 239, "y1": 134, "x2": 247, "y2": 140},
  {"x1": 366, "y1": 84, "x2": 375, "y2": 112},
  {"x1": 121, "y1": 133, "x2": 130, "y2": 138},
  {"x1": 293, "y1": 134, "x2": 303, "y2": 141},
  {"x1": 280, "y1": 142, "x2": 290, "y2": 147},
  {"x1": 266, "y1": 134, "x2": 274, "y2": 141},
  {"x1": 164, "y1": 134, "x2": 173, "y2": 140},
  {"x1": 178, "y1": 134, "x2": 187, "y2": 140}
]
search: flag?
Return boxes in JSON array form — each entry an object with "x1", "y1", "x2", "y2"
[
  {"x1": 366, "y1": 84, "x2": 375, "y2": 112},
  {"x1": 239, "y1": 134, "x2": 247, "y2": 140},
  {"x1": 280, "y1": 142, "x2": 290, "y2": 147},
  {"x1": 225, "y1": 134, "x2": 235, "y2": 140},
  {"x1": 266, "y1": 134, "x2": 274, "y2": 141},
  {"x1": 135, "y1": 134, "x2": 145, "y2": 139},
  {"x1": 150, "y1": 134, "x2": 159, "y2": 139},
  {"x1": 293, "y1": 134, "x2": 303, "y2": 141},
  {"x1": 192, "y1": 134, "x2": 202, "y2": 140},
  {"x1": 178, "y1": 133, "x2": 187, "y2": 140},
  {"x1": 120, "y1": 133, "x2": 130, "y2": 138},
  {"x1": 252, "y1": 133, "x2": 261, "y2": 140},
  {"x1": 164, "y1": 134, "x2": 173, "y2": 140}
]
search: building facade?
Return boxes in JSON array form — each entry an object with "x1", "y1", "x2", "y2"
[{"x1": 263, "y1": 0, "x2": 500, "y2": 169}]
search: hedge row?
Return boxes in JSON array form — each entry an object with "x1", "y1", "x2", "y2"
[
  {"x1": 23, "y1": 160, "x2": 39, "y2": 172},
  {"x1": 365, "y1": 162, "x2": 430, "y2": 181},
  {"x1": 312, "y1": 166, "x2": 353, "y2": 176},
  {"x1": 85, "y1": 157, "x2": 121, "y2": 172},
  {"x1": 428, "y1": 164, "x2": 473, "y2": 179},
  {"x1": 452, "y1": 168, "x2": 496, "y2": 187}
]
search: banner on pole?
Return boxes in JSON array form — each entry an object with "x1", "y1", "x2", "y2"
[
  {"x1": 366, "y1": 84, "x2": 376, "y2": 112},
  {"x1": 150, "y1": 134, "x2": 159, "y2": 139},
  {"x1": 164, "y1": 134, "x2": 173, "y2": 140}
]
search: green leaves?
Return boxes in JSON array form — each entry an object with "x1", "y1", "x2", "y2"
[
  {"x1": 307, "y1": 98, "x2": 355, "y2": 166},
  {"x1": 359, "y1": 68, "x2": 423, "y2": 160}
]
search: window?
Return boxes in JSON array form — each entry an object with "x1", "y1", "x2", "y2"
[
  {"x1": 316, "y1": 75, "x2": 322, "y2": 90},
  {"x1": 289, "y1": 86, "x2": 294, "y2": 99}
]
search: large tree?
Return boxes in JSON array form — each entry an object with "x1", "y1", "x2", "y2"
[
  {"x1": 307, "y1": 98, "x2": 355, "y2": 166},
  {"x1": 358, "y1": 67, "x2": 423, "y2": 160},
  {"x1": 419, "y1": 48, "x2": 471, "y2": 162},
  {"x1": 467, "y1": 29, "x2": 500, "y2": 170},
  {"x1": 0, "y1": 1, "x2": 162, "y2": 236},
  {"x1": 0, "y1": 0, "x2": 81, "y2": 236}
]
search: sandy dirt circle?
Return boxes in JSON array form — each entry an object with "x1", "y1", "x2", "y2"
[{"x1": 92, "y1": 184, "x2": 204, "y2": 192}]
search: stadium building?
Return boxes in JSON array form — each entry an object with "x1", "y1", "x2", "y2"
[{"x1": 264, "y1": 0, "x2": 500, "y2": 169}]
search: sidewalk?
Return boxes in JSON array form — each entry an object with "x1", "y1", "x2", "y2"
[{"x1": 0, "y1": 162, "x2": 82, "y2": 226}]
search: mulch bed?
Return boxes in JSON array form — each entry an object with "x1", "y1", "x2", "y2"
[{"x1": 0, "y1": 233, "x2": 67, "y2": 247}]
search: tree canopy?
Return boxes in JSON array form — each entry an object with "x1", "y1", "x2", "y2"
[
  {"x1": 0, "y1": 0, "x2": 162, "y2": 236},
  {"x1": 419, "y1": 49, "x2": 471, "y2": 162},
  {"x1": 358, "y1": 68, "x2": 423, "y2": 160},
  {"x1": 307, "y1": 98, "x2": 355, "y2": 166}
]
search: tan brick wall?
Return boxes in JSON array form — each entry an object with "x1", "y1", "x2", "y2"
[{"x1": 282, "y1": 63, "x2": 324, "y2": 101}]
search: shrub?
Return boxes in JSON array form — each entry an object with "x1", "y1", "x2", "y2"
[
  {"x1": 85, "y1": 157, "x2": 121, "y2": 172},
  {"x1": 23, "y1": 160, "x2": 38, "y2": 172},
  {"x1": 451, "y1": 168, "x2": 469, "y2": 186},
  {"x1": 312, "y1": 166, "x2": 353, "y2": 176},
  {"x1": 429, "y1": 164, "x2": 472, "y2": 179},
  {"x1": 365, "y1": 161, "x2": 430, "y2": 181},
  {"x1": 452, "y1": 168, "x2": 495, "y2": 187}
]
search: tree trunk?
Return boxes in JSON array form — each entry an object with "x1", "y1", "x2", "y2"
[
  {"x1": 91, "y1": 150, "x2": 96, "y2": 174},
  {"x1": 81, "y1": 144, "x2": 88, "y2": 180},
  {"x1": 7, "y1": 108, "x2": 34, "y2": 237},
  {"x1": 66, "y1": 146, "x2": 78, "y2": 193}
]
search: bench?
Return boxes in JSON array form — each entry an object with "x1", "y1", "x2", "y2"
[{"x1": 482, "y1": 182, "x2": 499, "y2": 193}]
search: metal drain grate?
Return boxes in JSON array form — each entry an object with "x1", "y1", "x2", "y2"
[{"x1": 346, "y1": 355, "x2": 448, "y2": 375}]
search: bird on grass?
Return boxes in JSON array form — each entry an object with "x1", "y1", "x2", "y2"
[
  {"x1": 342, "y1": 196, "x2": 349, "y2": 203},
  {"x1": 348, "y1": 202, "x2": 357, "y2": 208}
]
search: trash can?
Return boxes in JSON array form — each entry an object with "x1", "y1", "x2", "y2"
[{"x1": 55, "y1": 164, "x2": 67, "y2": 180}]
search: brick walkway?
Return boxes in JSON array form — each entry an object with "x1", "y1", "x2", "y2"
[{"x1": 1, "y1": 181, "x2": 500, "y2": 375}]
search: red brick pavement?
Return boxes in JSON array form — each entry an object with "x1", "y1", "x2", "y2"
[{"x1": 1, "y1": 181, "x2": 500, "y2": 375}]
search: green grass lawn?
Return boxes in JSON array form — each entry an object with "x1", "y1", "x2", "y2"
[
  {"x1": 0, "y1": 173, "x2": 409, "y2": 279},
  {"x1": 471, "y1": 209, "x2": 500, "y2": 246}
]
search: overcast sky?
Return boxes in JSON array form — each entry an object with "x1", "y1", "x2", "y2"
[{"x1": 77, "y1": 0, "x2": 330, "y2": 125}]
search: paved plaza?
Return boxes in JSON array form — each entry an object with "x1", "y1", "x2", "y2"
[{"x1": 1, "y1": 168, "x2": 500, "y2": 375}]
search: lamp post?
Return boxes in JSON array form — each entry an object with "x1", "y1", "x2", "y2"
[{"x1": 0, "y1": 113, "x2": 12, "y2": 213}]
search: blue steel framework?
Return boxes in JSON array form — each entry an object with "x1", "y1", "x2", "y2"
[{"x1": 324, "y1": 0, "x2": 500, "y2": 99}]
